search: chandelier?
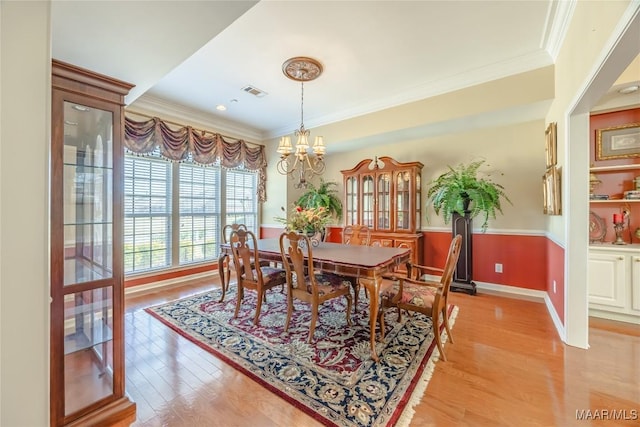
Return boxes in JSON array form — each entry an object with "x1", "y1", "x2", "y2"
[{"x1": 277, "y1": 57, "x2": 326, "y2": 188}]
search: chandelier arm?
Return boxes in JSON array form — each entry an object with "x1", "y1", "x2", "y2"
[
  {"x1": 306, "y1": 155, "x2": 326, "y2": 175},
  {"x1": 277, "y1": 156, "x2": 300, "y2": 176}
]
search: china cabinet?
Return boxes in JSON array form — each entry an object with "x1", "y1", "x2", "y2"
[
  {"x1": 50, "y1": 60, "x2": 135, "y2": 426},
  {"x1": 341, "y1": 156, "x2": 423, "y2": 264}
]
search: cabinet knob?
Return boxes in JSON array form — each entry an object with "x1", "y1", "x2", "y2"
[
  {"x1": 619, "y1": 257, "x2": 624, "y2": 260},
  {"x1": 635, "y1": 258, "x2": 640, "y2": 262}
]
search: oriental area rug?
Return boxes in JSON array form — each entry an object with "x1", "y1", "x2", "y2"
[{"x1": 145, "y1": 287, "x2": 458, "y2": 427}]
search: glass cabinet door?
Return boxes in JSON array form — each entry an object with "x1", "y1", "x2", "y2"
[
  {"x1": 345, "y1": 176, "x2": 358, "y2": 226},
  {"x1": 63, "y1": 102, "x2": 114, "y2": 285},
  {"x1": 61, "y1": 101, "x2": 117, "y2": 417},
  {"x1": 376, "y1": 173, "x2": 391, "y2": 231},
  {"x1": 362, "y1": 175, "x2": 374, "y2": 228},
  {"x1": 396, "y1": 171, "x2": 411, "y2": 230}
]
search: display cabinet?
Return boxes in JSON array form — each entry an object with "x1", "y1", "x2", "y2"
[
  {"x1": 341, "y1": 156, "x2": 423, "y2": 264},
  {"x1": 51, "y1": 60, "x2": 135, "y2": 426},
  {"x1": 588, "y1": 245, "x2": 640, "y2": 323}
]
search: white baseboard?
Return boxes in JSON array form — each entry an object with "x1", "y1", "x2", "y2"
[
  {"x1": 125, "y1": 271, "x2": 217, "y2": 296},
  {"x1": 544, "y1": 293, "x2": 566, "y2": 342},
  {"x1": 589, "y1": 308, "x2": 640, "y2": 325},
  {"x1": 474, "y1": 280, "x2": 547, "y2": 301}
]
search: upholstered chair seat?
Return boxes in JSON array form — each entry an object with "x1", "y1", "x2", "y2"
[{"x1": 298, "y1": 272, "x2": 352, "y2": 297}]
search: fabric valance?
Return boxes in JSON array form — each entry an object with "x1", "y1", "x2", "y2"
[{"x1": 124, "y1": 116, "x2": 267, "y2": 201}]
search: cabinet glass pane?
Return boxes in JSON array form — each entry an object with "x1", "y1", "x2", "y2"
[
  {"x1": 345, "y1": 177, "x2": 357, "y2": 225},
  {"x1": 64, "y1": 286, "x2": 114, "y2": 416},
  {"x1": 362, "y1": 175, "x2": 374, "y2": 228},
  {"x1": 396, "y1": 172, "x2": 410, "y2": 229},
  {"x1": 63, "y1": 102, "x2": 114, "y2": 285},
  {"x1": 377, "y1": 173, "x2": 391, "y2": 230}
]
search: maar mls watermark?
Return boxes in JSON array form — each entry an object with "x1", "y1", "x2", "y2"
[{"x1": 576, "y1": 409, "x2": 638, "y2": 421}]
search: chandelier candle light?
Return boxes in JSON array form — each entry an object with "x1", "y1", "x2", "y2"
[{"x1": 277, "y1": 57, "x2": 326, "y2": 188}]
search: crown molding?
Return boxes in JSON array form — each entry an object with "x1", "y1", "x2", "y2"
[
  {"x1": 129, "y1": 93, "x2": 265, "y2": 142},
  {"x1": 542, "y1": 0, "x2": 577, "y2": 61},
  {"x1": 267, "y1": 50, "x2": 554, "y2": 139}
]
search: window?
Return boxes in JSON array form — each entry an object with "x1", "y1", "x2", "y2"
[
  {"x1": 225, "y1": 169, "x2": 258, "y2": 233},
  {"x1": 179, "y1": 164, "x2": 220, "y2": 265},
  {"x1": 124, "y1": 155, "x2": 172, "y2": 273},
  {"x1": 124, "y1": 154, "x2": 259, "y2": 275}
]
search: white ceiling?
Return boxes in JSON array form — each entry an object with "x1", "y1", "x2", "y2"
[{"x1": 53, "y1": 1, "x2": 615, "y2": 144}]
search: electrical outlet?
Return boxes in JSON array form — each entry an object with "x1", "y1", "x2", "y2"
[
  {"x1": 495, "y1": 263, "x2": 503, "y2": 273},
  {"x1": 553, "y1": 280, "x2": 557, "y2": 293}
]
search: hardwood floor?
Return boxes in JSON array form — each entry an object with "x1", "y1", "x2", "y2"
[{"x1": 124, "y1": 277, "x2": 639, "y2": 426}]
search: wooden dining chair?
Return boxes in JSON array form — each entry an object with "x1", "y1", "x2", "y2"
[
  {"x1": 279, "y1": 231, "x2": 353, "y2": 342},
  {"x1": 221, "y1": 223, "x2": 248, "y2": 291},
  {"x1": 221, "y1": 223, "x2": 271, "y2": 290},
  {"x1": 342, "y1": 225, "x2": 371, "y2": 310},
  {"x1": 342, "y1": 224, "x2": 371, "y2": 246},
  {"x1": 229, "y1": 229, "x2": 287, "y2": 325},
  {"x1": 378, "y1": 234, "x2": 462, "y2": 361}
]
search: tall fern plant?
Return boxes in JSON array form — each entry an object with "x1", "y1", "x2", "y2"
[{"x1": 426, "y1": 160, "x2": 511, "y2": 232}]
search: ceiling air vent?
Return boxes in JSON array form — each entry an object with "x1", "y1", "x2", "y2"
[{"x1": 241, "y1": 85, "x2": 268, "y2": 98}]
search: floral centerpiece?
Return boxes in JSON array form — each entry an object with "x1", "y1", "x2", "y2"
[{"x1": 275, "y1": 205, "x2": 332, "y2": 235}]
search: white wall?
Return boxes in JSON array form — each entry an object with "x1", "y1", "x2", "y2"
[
  {"x1": 262, "y1": 67, "x2": 555, "y2": 233},
  {"x1": 0, "y1": 1, "x2": 51, "y2": 425},
  {"x1": 319, "y1": 120, "x2": 547, "y2": 233},
  {"x1": 552, "y1": 0, "x2": 639, "y2": 349}
]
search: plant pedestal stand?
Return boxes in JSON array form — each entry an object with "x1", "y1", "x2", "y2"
[{"x1": 451, "y1": 212, "x2": 477, "y2": 295}]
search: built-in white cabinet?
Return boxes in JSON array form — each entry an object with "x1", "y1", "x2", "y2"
[{"x1": 588, "y1": 244, "x2": 640, "y2": 323}]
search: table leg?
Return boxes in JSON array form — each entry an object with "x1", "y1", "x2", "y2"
[
  {"x1": 218, "y1": 253, "x2": 228, "y2": 302},
  {"x1": 362, "y1": 275, "x2": 380, "y2": 362}
]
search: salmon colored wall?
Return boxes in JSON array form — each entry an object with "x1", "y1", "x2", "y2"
[
  {"x1": 261, "y1": 226, "x2": 549, "y2": 291},
  {"x1": 589, "y1": 109, "x2": 640, "y2": 244},
  {"x1": 126, "y1": 227, "x2": 553, "y2": 298},
  {"x1": 590, "y1": 108, "x2": 640, "y2": 166},
  {"x1": 546, "y1": 239, "x2": 565, "y2": 323},
  {"x1": 422, "y1": 231, "x2": 547, "y2": 290}
]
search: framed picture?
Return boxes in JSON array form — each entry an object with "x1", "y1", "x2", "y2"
[
  {"x1": 596, "y1": 122, "x2": 640, "y2": 160},
  {"x1": 543, "y1": 166, "x2": 561, "y2": 215},
  {"x1": 545, "y1": 122, "x2": 557, "y2": 168}
]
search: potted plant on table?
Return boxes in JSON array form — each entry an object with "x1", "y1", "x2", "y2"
[
  {"x1": 295, "y1": 179, "x2": 343, "y2": 221},
  {"x1": 426, "y1": 159, "x2": 512, "y2": 294},
  {"x1": 294, "y1": 179, "x2": 343, "y2": 241}
]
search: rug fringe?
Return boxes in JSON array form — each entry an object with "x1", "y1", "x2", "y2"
[{"x1": 395, "y1": 306, "x2": 459, "y2": 427}]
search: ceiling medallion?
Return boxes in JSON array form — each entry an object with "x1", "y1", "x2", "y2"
[{"x1": 282, "y1": 57, "x2": 323, "y2": 82}]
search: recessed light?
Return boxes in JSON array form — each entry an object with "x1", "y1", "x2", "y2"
[
  {"x1": 216, "y1": 104, "x2": 227, "y2": 111},
  {"x1": 72, "y1": 105, "x2": 90, "y2": 112},
  {"x1": 618, "y1": 85, "x2": 639, "y2": 94},
  {"x1": 64, "y1": 120, "x2": 78, "y2": 126}
]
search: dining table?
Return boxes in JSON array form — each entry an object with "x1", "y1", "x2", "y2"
[{"x1": 218, "y1": 238, "x2": 411, "y2": 361}]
